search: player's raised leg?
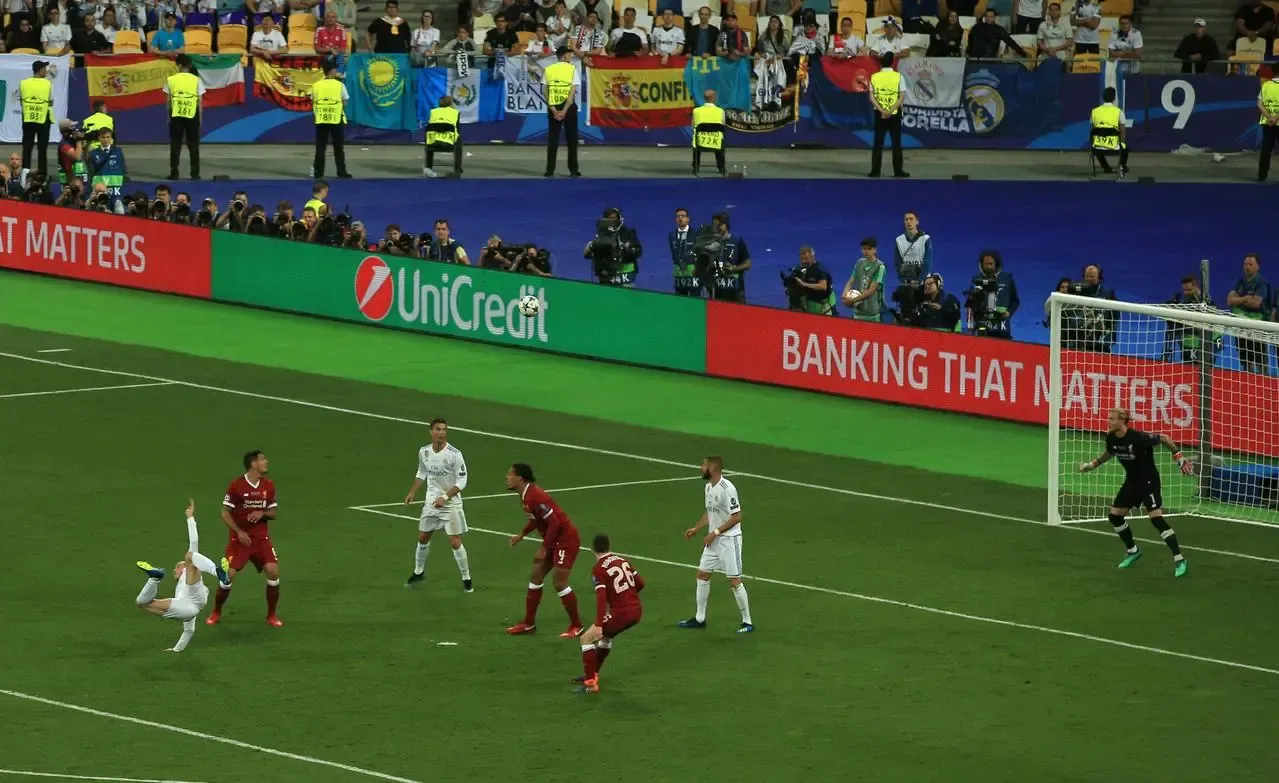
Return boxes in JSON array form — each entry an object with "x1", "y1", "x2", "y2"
[{"x1": 135, "y1": 561, "x2": 169, "y2": 614}]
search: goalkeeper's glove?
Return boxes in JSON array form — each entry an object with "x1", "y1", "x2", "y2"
[
  {"x1": 1078, "y1": 461, "x2": 1096, "y2": 473},
  {"x1": 1173, "y1": 451, "x2": 1193, "y2": 476}
]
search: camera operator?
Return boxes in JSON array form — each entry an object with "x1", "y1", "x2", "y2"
[
  {"x1": 378, "y1": 224, "x2": 417, "y2": 256},
  {"x1": 148, "y1": 185, "x2": 171, "y2": 222},
  {"x1": 243, "y1": 205, "x2": 271, "y2": 236},
  {"x1": 782, "y1": 245, "x2": 836, "y2": 315},
  {"x1": 273, "y1": 200, "x2": 296, "y2": 237},
  {"x1": 890, "y1": 210, "x2": 932, "y2": 322},
  {"x1": 85, "y1": 182, "x2": 115, "y2": 212},
  {"x1": 480, "y1": 235, "x2": 518, "y2": 270},
  {"x1": 511, "y1": 244, "x2": 553, "y2": 277},
  {"x1": 56, "y1": 120, "x2": 86, "y2": 191},
  {"x1": 344, "y1": 220, "x2": 370, "y2": 250},
  {"x1": 23, "y1": 171, "x2": 55, "y2": 205},
  {"x1": 195, "y1": 197, "x2": 219, "y2": 228},
  {"x1": 56, "y1": 176, "x2": 85, "y2": 209},
  {"x1": 170, "y1": 192, "x2": 193, "y2": 224},
  {"x1": 315, "y1": 207, "x2": 352, "y2": 246},
  {"x1": 1061, "y1": 263, "x2": 1117, "y2": 352},
  {"x1": 1163, "y1": 274, "x2": 1219, "y2": 365},
  {"x1": 584, "y1": 207, "x2": 643, "y2": 287},
  {"x1": 696, "y1": 211, "x2": 750, "y2": 301},
  {"x1": 422, "y1": 218, "x2": 469, "y2": 263},
  {"x1": 842, "y1": 237, "x2": 886, "y2": 322},
  {"x1": 216, "y1": 190, "x2": 251, "y2": 231},
  {"x1": 669, "y1": 207, "x2": 702, "y2": 297},
  {"x1": 965, "y1": 249, "x2": 1020, "y2": 338},
  {"x1": 905, "y1": 273, "x2": 961, "y2": 331}
]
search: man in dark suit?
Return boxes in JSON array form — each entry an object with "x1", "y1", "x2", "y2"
[{"x1": 684, "y1": 5, "x2": 719, "y2": 55}]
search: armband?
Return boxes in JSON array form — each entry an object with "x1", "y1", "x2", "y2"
[{"x1": 712, "y1": 528, "x2": 721, "y2": 537}]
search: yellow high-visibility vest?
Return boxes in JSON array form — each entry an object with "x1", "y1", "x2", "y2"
[
  {"x1": 83, "y1": 111, "x2": 114, "y2": 134},
  {"x1": 426, "y1": 106, "x2": 460, "y2": 146},
  {"x1": 692, "y1": 103, "x2": 725, "y2": 150},
  {"x1": 312, "y1": 78, "x2": 346, "y2": 125},
  {"x1": 869, "y1": 69, "x2": 902, "y2": 114},
  {"x1": 1090, "y1": 103, "x2": 1121, "y2": 150},
  {"x1": 1260, "y1": 80, "x2": 1279, "y2": 125},
  {"x1": 20, "y1": 77, "x2": 51, "y2": 124},
  {"x1": 304, "y1": 198, "x2": 328, "y2": 216},
  {"x1": 545, "y1": 61, "x2": 574, "y2": 107},
  {"x1": 167, "y1": 72, "x2": 200, "y2": 119}
]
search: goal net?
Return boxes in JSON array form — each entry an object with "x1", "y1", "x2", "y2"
[{"x1": 1047, "y1": 291, "x2": 1279, "y2": 526}]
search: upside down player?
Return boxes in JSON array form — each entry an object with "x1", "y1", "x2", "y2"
[
  {"x1": 207, "y1": 450, "x2": 284, "y2": 626},
  {"x1": 134, "y1": 500, "x2": 229, "y2": 652},
  {"x1": 575, "y1": 534, "x2": 644, "y2": 694},
  {"x1": 505, "y1": 463, "x2": 584, "y2": 637},
  {"x1": 1078, "y1": 407, "x2": 1192, "y2": 577}
]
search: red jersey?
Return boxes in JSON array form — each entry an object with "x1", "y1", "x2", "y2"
[
  {"x1": 519, "y1": 483, "x2": 578, "y2": 550},
  {"x1": 591, "y1": 554, "x2": 644, "y2": 626},
  {"x1": 223, "y1": 474, "x2": 278, "y2": 542}
]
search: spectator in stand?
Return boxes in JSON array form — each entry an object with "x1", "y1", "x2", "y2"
[
  {"x1": 546, "y1": 0, "x2": 572, "y2": 48},
  {"x1": 409, "y1": 10, "x2": 439, "y2": 58},
  {"x1": 870, "y1": 17, "x2": 911, "y2": 58},
  {"x1": 1071, "y1": 0, "x2": 1101, "y2": 54},
  {"x1": 609, "y1": 8, "x2": 648, "y2": 56},
  {"x1": 902, "y1": 0, "x2": 938, "y2": 22},
  {"x1": 652, "y1": 8, "x2": 686, "y2": 63},
  {"x1": 316, "y1": 9, "x2": 351, "y2": 56},
  {"x1": 787, "y1": 17, "x2": 826, "y2": 59},
  {"x1": 1235, "y1": 0, "x2": 1276, "y2": 53},
  {"x1": 484, "y1": 15, "x2": 519, "y2": 54},
  {"x1": 685, "y1": 6, "x2": 719, "y2": 56},
  {"x1": 8, "y1": 17, "x2": 41, "y2": 51},
  {"x1": 717, "y1": 13, "x2": 748, "y2": 59},
  {"x1": 532, "y1": 0, "x2": 556, "y2": 23},
  {"x1": 1013, "y1": 0, "x2": 1043, "y2": 35},
  {"x1": 152, "y1": 13, "x2": 186, "y2": 55},
  {"x1": 41, "y1": 6, "x2": 72, "y2": 55},
  {"x1": 366, "y1": 0, "x2": 409, "y2": 53},
  {"x1": 1175, "y1": 19, "x2": 1219, "y2": 73},
  {"x1": 71, "y1": 12, "x2": 111, "y2": 58},
  {"x1": 439, "y1": 24, "x2": 477, "y2": 68},
  {"x1": 290, "y1": 0, "x2": 322, "y2": 20},
  {"x1": 250, "y1": 14, "x2": 287, "y2": 57},
  {"x1": 570, "y1": 10, "x2": 606, "y2": 57},
  {"x1": 524, "y1": 22, "x2": 553, "y2": 55},
  {"x1": 1108, "y1": 15, "x2": 1143, "y2": 74},
  {"x1": 96, "y1": 7, "x2": 122, "y2": 43},
  {"x1": 574, "y1": 0, "x2": 614, "y2": 33},
  {"x1": 830, "y1": 16, "x2": 865, "y2": 57},
  {"x1": 928, "y1": 11, "x2": 964, "y2": 56},
  {"x1": 1036, "y1": 3, "x2": 1073, "y2": 62},
  {"x1": 330, "y1": 0, "x2": 360, "y2": 38},
  {"x1": 967, "y1": 9, "x2": 1026, "y2": 58},
  {"x1": 512, "y1": 0, "x2": 542, "y2": 32},
  {"x1": 947, "y1": 0, "x2": 977, "y2": 13},
  {"x1": 1228, "y1": 253, "x2": 1273, "y2": 375}
]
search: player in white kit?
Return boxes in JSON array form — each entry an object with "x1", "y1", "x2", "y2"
[
  {"x1": 134, "y1": 500, "x2": 227, "y2": 652},
  {"x1": 678, "y1": 456, "x2": 754, "y2": 634},
  {"x1": 403, "y1": 417, "x2": 473, "y2": 591}
]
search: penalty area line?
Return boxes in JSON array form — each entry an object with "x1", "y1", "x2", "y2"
[
  {"x1": 0, "y1": 691, "x2": 422, "y2": 783},
  {"x1": 359, "y1": 476, "x2": 703, "y2": 508},
  {"x1": 0, "y1": 382, "x2": 176, "y2": 400},
  {"x1": 349, "y1": 506, "x2": 1279, "y2": 678},
  {"x1": 0, "y1": 771, "x2": 206, "y2": 783}
]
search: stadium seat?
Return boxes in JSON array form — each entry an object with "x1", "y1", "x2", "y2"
[
  {"x1": 147, "y1": 30, "x2": 158, "y2": 49},
  {"x1": 957, "y1": 15, "x2": 976, "y2": 30},
  {"x1": 1238, "y1": 36, "x2": 1267, "y2": 58},
  {"x1": 218, "y1": 23, "x2": 248, "y2": 52},
  {"x1": 680, "y1": 0, "x2": 702, "y2": 17},
  {"x1": 473, "y1": 26, "x2": 494, "y2": 46},
  {"x1": 801, "y1": 0, "x2": 831, "y2": 14},
  {"x1": 113, "y1": 29, "x2": 143, "y2": 52},
  {"x1": 633, "y1": 11, "x2": 653, "y2": 30},
  {"x1": 10, "y1": 47, "x2": 39, "y2": 55},
  {"x1": 1071, "y1": 54, "x2": 1101, "y2": 73},
  {"x1": 186, "y1": 28, "x2": 214, "y2": 53},
  {"x1": 1098, "y1": 28, "x2": 1110, "y2": 51},
  {"x1": 1229, "y1": 52, "x2": 1262, "y2": 76},
  {"x1": 649, "y1": 0, "x2": 656, "y2": 13},
  {"x1": 1011, "y1": 33, "x2": 1036, "y2": 57},
  {"x1": 1099, "y1": 0, "x2": 1132, "y2": 15},
  {"x1": 737, "y1": 14, "x2": 757, "y2": 38},
  {"x1": 1098, "y1": 16, "x2": 1118, "y2": 33},
  {"x1": 731, "y1": 1, "x2": 752, "y2": 19},
  {"x1": 289, "y1": 12, "x2": 317, "y2": 33},
  {"x1": 872, "y1": 0, "x2": 899, "y2": 15},
  {"x1": 287, "y1": 28, "x2": 315, "y2": 52},
  {"x1": 902, "y1": 32, "x2": 928, "y2": 53}
]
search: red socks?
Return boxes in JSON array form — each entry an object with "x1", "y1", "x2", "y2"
[
  {"x1": 524, "y1": 585, "x2": 543, "y2": 626},
  {"x1": 559, "y1": 589, "x2": 581, "y2": 627},
  {"x1": 596, "y1": 646, "x2": 611, "y2": 672},
  {"x1": 266, "y1": 581, "x2": 280, "y2": 616},
  {"x1": 213, "y1": 586, "x2": 231, "y2": 612},
  {"x1": 581, "y1": 645, "x2": 598, "y2": 678}
]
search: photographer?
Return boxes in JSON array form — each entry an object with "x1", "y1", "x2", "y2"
[
  {"x1": 195, "y1": 197, "x2": 219, "y2": 228},
  {"x1": 669, "y1": 207, "x2": 702, "y2": 297},
  {"x1": 170, "y1": 192, "x2": 193, "y2": 225},
  {"x1": 906, "y1": 273, "x2": 961, "y2": 331},
  {"x1": 890, "y1": 210, "x2": 932, "y2": 322},
  {"x1": 56, "y1": 120, "x2": 86, "y2": 191},
  {"x1": 511, "y1": 244, "x2": 553, "y2": 277},
  {"x1": 1061, "y1": 263, "x2": 1117, "y2": 352},
  {"x1": 480, "y1": 235, "x2": 518, "y2": 270},
  {"x1": 84, "y1": 182, "x2": 115, "y2": 212},
  {"x1": 422, "y1": 218, "x2": 469, "y2": 263},
  {"x1": 23, "y1": 171, "x2": 55, "y2": 205},
  {"x1": 584, "y1": 207, "x2": 642, "y2": 286},
  {"x1": 378, "y1": 224, "x2": 416, "y2": 256},
  {"x1": 217, "y1": 191, "x2": 251, "y2": 231},
  {"x1": 782, "y1": 245, "x2": 836, "y2": 315},
  {"x1": 273, "y1": 200, "x2": 296, "y2": 237},
  {"x1": 344, "y1": 220, "x2": 370, "y2": 250},
  {"x1": 243, "y1": 205, "x2": 271, "y2": 236},
  {"x1": 965, "y1": 249, "x2": 1020, "y2": 338},
  {"x1": 1163, "y1": 274, "x2": 1219, "y2": 365},
  {"x1": 315, "y1": 207, "x2": 353, "y2": 246},
  {"x1": 56, "y1": 177, "x2": 85, "y2": 209},
  {"x1": 696, "y1": 211, "x2": 750, "y2": 301}
]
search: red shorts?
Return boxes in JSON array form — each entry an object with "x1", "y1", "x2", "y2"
[
  {"x1": 225, "y1": 536, "x2": 278, "y2": 573},
  {"x1": 602, "y1": 608, "x2": 641, "y2": 638},
  {"x1": 543, "y1": 536, "x2": 580, "y2": 571}
]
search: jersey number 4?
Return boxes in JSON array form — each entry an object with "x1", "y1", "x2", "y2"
[{"x1": 607, "y1": 562, "x2": 637, "y2": 593}]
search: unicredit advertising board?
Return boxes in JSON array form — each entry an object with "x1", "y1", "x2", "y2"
[
  {"x1": 0, "y1": 200, "x2": 212, "y2": 297},
  {"x1": 705, "y1": 301, "x2": 1279, "y2": 457}
]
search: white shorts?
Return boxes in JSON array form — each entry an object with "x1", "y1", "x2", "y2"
[
  {"x1": 164, "y1": 583, "x2": 208, "y2": 620},
  {"x1": 419, "y1": 507, "x2": 468, "y2": 536},
  {"x1": 697, "y1": 535, "x2": 743, "y2": 578}
]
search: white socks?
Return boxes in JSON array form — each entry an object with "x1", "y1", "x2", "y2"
[
  {"x1": 732, "y1": 583, "x2": 752, "y2": 625},
  {"x1": 414, "y1": 542, "x2": 430, "y2": 575},
  {"x1": 453, "y1": 545, "x2": 470, "y2": 580},
  {"x1": 190, "y1": 552, "x2": 219, "y2": 577},
  {"x1": 694, "y1": 579, "x2": 710, "y2": 623},
  {"x1": 136, "y1": 577, "x2": 160, "y2": 606}
]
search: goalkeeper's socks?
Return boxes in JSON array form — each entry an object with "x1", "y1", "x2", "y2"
[
  {"x1": 1149, "y1": 515, "x2": 1183, "y2": 557},
  {"x1": 1108, "y1": 513, "x2": 1137, "y2": 549}
]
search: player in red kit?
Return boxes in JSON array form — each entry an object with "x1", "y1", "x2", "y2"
[
  {"x1": 576, "y1": 534, "x2": 644, "y2": 694},
  {"x1": 206, "y1": 450, "x2": 283, "y2": 627},
  {"x1": 504, "y1": 463, "x2": 584, "y2": 637}
]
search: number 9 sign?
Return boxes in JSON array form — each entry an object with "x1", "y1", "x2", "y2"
[{"x1": 1160, "y1": 80, "x2": 1197, "y2": 131}]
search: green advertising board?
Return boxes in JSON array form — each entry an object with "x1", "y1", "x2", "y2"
[{"x1": 211, "y1": 233, "x2": 706, "y2": 372}]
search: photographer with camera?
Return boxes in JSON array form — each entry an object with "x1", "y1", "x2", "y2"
[
  {"x1": 584, "y1": 207, "x2": 643, "y2": 287},
  {"x1": 669, "y1": 207, "x2": 702, "y2": 297},
  {"x1": 273, "y1": 200, "x2": 296, "y2": 237},
  {"x1": 194, "y1": 197, "x2": 219, "y2": 228},
  {"x1": 842, "y1": 237, "x2": 886, "y2": 322},
  {"x1": 56, "y1": 177, "x2": 85, "y2": 209},
  {"x1": 171, "y1": 192, "x2": 193, "y2": 224},
  {"x1": 965, "y1": 250, "x2": 1020, "y2": 338},
  {"x1": 56, "y1": 120, "x2": 87, "y2": 191},
  {"x1": 243, "y1": 205, "x2": 271, "y2": 236},
  {"x1": 512, "y1": 244, "x2": 553, "y2": 277},
  {"x1": 480, "y1": 235, "x2": 519, "y2": 270},
  {"x1": 83, "y1": 182, "x2": 114, "y2": 212},
  {"x1": 344, "y1": 220, "x2": 370, "y2": 250},
  {"x1": 890, "y1": 210, "x2": 932, "y2": 321},
  {"x1": 1061, "y1": 263, "x2": 1117, "y2": 352},
  {"x1": 378, "y1": 224, "x2": 417, "y2": 256},
  {"x1": 217, "y1": 191, "x2": 251, "y2": 231},
  {"x1": 422, "y1": 218, "x2": 469, "y2": 263},
  {"x1": 782, "y1": 245, "x2": 836, "y2": 315},
  {"x1": 694, "y1": 211, "x2": 750, "y2": 301},
  {"x1": 86, "y1": 128, "x2": 126, "y2": 212},
  {"x1": 905, "y1": 273, "x2": 961, "y2": 331}
]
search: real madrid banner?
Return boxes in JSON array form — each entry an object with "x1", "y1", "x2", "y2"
[
  {"x1": 899, "y1": 57, "x2": 964, "y2": 108},
  {"x1": 588, "y1": 55, "x2": 692, "y2": 129},
  {"x1": 347, "y1": 53, "x2": 416, "y2": 130},
  {"x1": 253, "y1": 55, "x2": 324, "y2": 111},
  {"x1": 504, "y1": 54, "x2": 581, "y2": 115},
  {"x1": 1, "y1": 54, "x2": 70, "y2": 143}
]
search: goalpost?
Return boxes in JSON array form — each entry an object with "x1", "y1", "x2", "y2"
[{"x1": 1047, "y1": 287, "x2": 1279, "y2": 527}]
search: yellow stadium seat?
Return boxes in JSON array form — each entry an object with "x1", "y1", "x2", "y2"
[
  {"x1": 836, "y1": 0, "x2": 862, "y2": 23},
  {"x1": 737, "y1": 14, "x2": 757, "y2": 37},
  {"x1": 218, "y1": 23, "x2": 248, "y2": 52},
  {"x1": 648, "y1": 0, "x2": 655, "y2": 13},
  {"x1": 11, "y1": 47, "x2": 39, "y2": 55},
  {"x1": 1099, "y1": 0, "x2": 1132, "y2": 15},
  {"x1": 289, "y1": 12, "x2": 318, "y2": 33},
  {"x1": 113, "y1": 29, "x2": 143, "y2": 52},
  {"x1": 1237, "y1": 36, "x2": 1267, "y2": 57},
  {"x1": 1071, "y1": 54, "x2": 1101, "y2": 73},
  {"x1": 1229, "y1": 52, "x2": 1262, "y2": 76},
  {"x1": 873, "y1": 0, "x2": 899, "y2": 15},
  {"x1": 186, "y1": 28, "x2": 214, "y2": 53},
  {"x1": 287, "y1": 28, "x2": 315, "y2": 52},
  {"x1": 147, "y1": 30, "x2": 158, "y2": 49},
  {"x1": 732, "y1": 1, "x2": 752, "y2": 19}
]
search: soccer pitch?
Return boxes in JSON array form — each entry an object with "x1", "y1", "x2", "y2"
[{"x1": 2, "y1": 276, "x2": 1279, "y2": 783}]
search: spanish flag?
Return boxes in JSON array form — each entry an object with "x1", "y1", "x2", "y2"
[
  {"x1": 253, "y1": 55, "x2": 325, "y2": 111},
  {"x1": 587, "y1": 55, "x2": 692, "y2": 129},
  {"x1": 86, "y1": 54, "x2": 244, "y2": 111}
]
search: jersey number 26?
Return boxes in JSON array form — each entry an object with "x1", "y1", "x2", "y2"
[{"x1": 607, "y1": 562, "x2": 637, "y2": 593}]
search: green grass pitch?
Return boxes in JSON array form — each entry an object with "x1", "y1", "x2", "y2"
[{"x1": 2, "y1": 325, "x2": 1279, "y2": 783}]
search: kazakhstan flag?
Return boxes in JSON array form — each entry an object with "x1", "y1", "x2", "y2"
[{"x1": 348, "y1": 53, "x2": 416, "y2": 130}]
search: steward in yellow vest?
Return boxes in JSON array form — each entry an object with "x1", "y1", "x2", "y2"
[
  {"x1": 867, "y1": 52, "x2": 907, "y2": 178},
  {"x1": 305, "y1": 180, "x2": 329, "y2": 218},
  {"x1": 692, "y1": 90, "x2": 726, "y2": 177},
  {"x1": 1089, "y1": 86, "x2": 1128, "y2": 178},
  {"x1": 1259, "y1": 76, "x2": 1279, "y2": 181},
  {"x1": 543, "y1": 46, "x2": 580, "y2": 177},
  {"x1": 83, "y1": 101, "x2": 114, "y2": 150},
  {"x1": 20, "y1": 60, "x2": 53, "y2": 174},
  {"x1": 310, "y1": 58, "x2": 352, "y2": 179},
  {"x1": 165, "y1": 56, "x2": 203, "y2": 180},
  {"x1": 424, "y1": 96, "x2": 463, "y2": 178}
]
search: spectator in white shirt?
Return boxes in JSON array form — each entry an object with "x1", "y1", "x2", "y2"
[
  {"x1": 250, "y1": 14, "x2": 288, "y2": 57},
  {"x1": 96, "y1": 6, "x2": 121, "y2": 42},
  {"x1": 571, "y1": 10, "x2": 606, "y2": 56},
  {"x1": 651, "y1": 9, "x2": 685, "y2": 62},
  {"x1": 545, "y1": 0, "x2": 573, "y2": 47},
  {"x1": 524, "y1": 22, "x2": 554, "y2": 54},
  {"x1": 869, "y1": 18, "x2": 910, "y2": 58},
  {"x1": 1071, "y1": 0, "x2": 1101, "y2": 54},
  {"x1": 41, "y1": 6, "x2": 72, "y2": 54},
  {"x1": 412, "y1": 10, "x2": 441, "y2": 56},
  {"x1": 1036, "y1": 2, "x2": 1072, "y2": 60},
  {"x1": 608, "y1": 7, "x2": 648, "y2": 55},
  {"x1": 1108, "y1": 14, "x2": 1143, "y2": 73},
  {"x1": 831, "y1": 16, "x2": 865, "y2": 57},
  {"x1": 1013, "y1": 0, "x2": 1044, "y2": 35}
]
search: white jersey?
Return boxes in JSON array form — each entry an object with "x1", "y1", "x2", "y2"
[
  {"x1": 174, "y1": 576, "x2": 209, "y2": 611},
  {"x1": 704, "y1": 477, "x2": 742, "y2": 537},
  {"x1": 416, "y1": 443, "x2": 468, "y2": 512}
]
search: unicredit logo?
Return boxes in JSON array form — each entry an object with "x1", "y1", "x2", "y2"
[{"x1": 354, "y1": 256, "x2": 393, "y2": 321}]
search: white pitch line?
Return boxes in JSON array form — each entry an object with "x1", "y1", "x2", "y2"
[
  {"x1": 0, "y1": 691, "x2": 421, "y2": 783},
  {"x1": 1062, "y1": 525, "x2": 1279, "y2": 565},
  {"x1": 349, "y1": 506, "x2": 1279, "y2": 677},
  {"x1": 0, "y1": 382, "x2": 175, "y2": 400},
  {"x1": 34, "y1": 348, "x2": 73, "y2": 354},
  {"x1": 0, "y1": 771, "x2": 205, "y2": 783},
  {"x1": 361, "y1": 476, "x2": 703, "y2": 508},
  {"x1": 1, "y1": 352, "x2": 1274, "y2": 569}
]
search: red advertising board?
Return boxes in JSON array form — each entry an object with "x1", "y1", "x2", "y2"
[
  {"x1": 0, "y1": 200, "x2": 211, "y2": 297},
  {"x1": 706, "y1": 302, "x2": 1278, "y2": 457}
]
